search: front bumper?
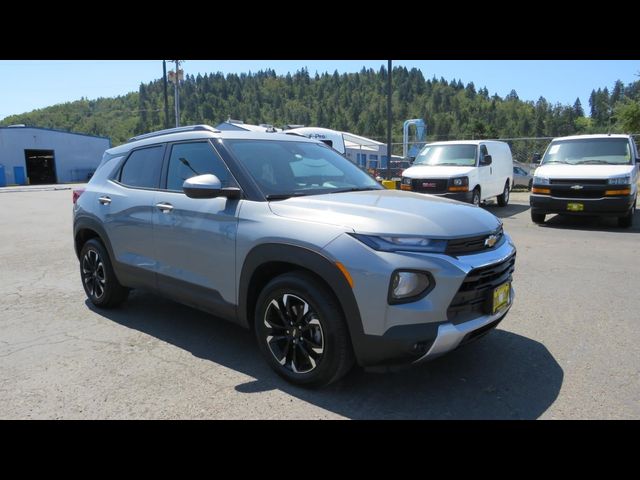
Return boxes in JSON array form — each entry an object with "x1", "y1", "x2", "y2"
[
  {"x1": 432, "y1": 191, "x2": 474, "y2": 203},
  {"x1": 530, "y1": 194, "x2": 635, "y2": 216},
  {"x1": 414, "y1": 289, "x2": 513, "y2": 363},
  {"x1": 323, "y1": 231, "x2": 516, "y2": 367}
]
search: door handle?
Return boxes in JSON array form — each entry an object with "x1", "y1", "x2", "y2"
[
  {"x1": 156, "y1": 202, "x2": 174, "y2": 213},
  {"x1": 490, "y1": 167, "x2": 493, "y2": 174},
  {"x1": 98, "y1": 196, "x2": 111, "y2": 205}
]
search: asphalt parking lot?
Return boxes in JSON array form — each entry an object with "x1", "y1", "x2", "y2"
[{"x1": 1, "y1": 187, "x2": 639, "y2": 419}]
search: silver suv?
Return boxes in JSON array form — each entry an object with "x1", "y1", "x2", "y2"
[{"x1": 73, "y1": 125, "x2": 517, "y2": 387}]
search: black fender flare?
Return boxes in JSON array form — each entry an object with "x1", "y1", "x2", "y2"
[
  {"x1": 73, "y1": 214, "x2": 116, "y2": 261},
  {"x1": 238, "y1": 243, "x2": 366, "y2": 359}
]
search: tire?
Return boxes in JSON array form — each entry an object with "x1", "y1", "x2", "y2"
[
  {"x1": 528, "y1": 179, "x2": 533, "y2": 191},
  {"x1": 618, "y1": 201, "x2": 635, "y2": 228},
  {"x1": 531, "y1": 212, "x2": 546, "y2": 224},
  {"x1": 79, "y1": 238, "x2": 129, "y2": 308},
  {"x1": 254, "y1": 271, "x2": 355, "y2": 388},
  {"x1": 471, "y1": 188, "x2": 481, "y2": 206},
  {"x1": 497, "y1": 181, "x2": 510, "y2": 207}
]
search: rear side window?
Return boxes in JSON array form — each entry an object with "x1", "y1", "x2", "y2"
[
  {"x1": 165, "y1": 142, "x2": 232, "y2": 191},
  {"x1": 120, "y1": 146, "x2": 164, "y2": 189}
]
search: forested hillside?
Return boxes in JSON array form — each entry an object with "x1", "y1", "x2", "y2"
[{"x1": 2, "y1": 66, "x2": 639, "y2": 146}]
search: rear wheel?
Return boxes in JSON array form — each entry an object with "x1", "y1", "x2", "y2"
[
  {"x1": 531, "y1": 212, "x2": 546, "y2": 224},
  {"x1": 79, "y1": 238, "x2": 129, "y2": 308},
  {"x1": 618, "y1": 201, "x2": 635, "y2": 228},
  {"x1": 254, "y1": 271, "x2": 354, "y2": 388},
  {"x1": 497, "y1": 181, "x2": 510, "y2": 207}
]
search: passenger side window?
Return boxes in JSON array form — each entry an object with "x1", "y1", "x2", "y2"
[
  {"x1": 479, "y1": 145, "x2": 489, "y2": 163},
  {"x1": 166, "y1": 142, "x2": 232, "y2": 192},
  {"x1": 120, "y1": 146, "x2": 164, "y2": 189}
]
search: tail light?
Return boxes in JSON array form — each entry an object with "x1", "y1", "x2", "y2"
[{"x1": 72, "y1": 189, "x2": 85, "y2": 205}]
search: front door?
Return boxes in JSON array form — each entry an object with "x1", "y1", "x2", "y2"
[
  {"x1": 477, "y1": 143, "x2": 494, "y2": 199},
  {"x1": 152, "y1": 141, "x2": 240, "y2": 315}
]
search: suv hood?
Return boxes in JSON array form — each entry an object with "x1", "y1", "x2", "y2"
[
  {"x1": 268, "y1": 189, "x2": 501, "y2": 237},
  {"x1": 402, "y1": 165, "x2": 476, "y2": 178},
  {"x1": 534, "y1": 164, "x2": 635, "y2": 179}
]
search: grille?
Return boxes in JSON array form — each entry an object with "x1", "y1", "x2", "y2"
[
  {"x1": 549, "y1": 187, "x2": 605, "y2": 199},
  {"x1": 447, "y1": 254, "x2": 515, "y2": 322},
  {"x1": 549, "y1": 179, "x2": 607, "y2": 186},
  {"x1": 411, "y1": 178, "x2": 448, "y2": 194},
  {"x1": 445, "y1": 228, "x2": 504, "y2": 255}
]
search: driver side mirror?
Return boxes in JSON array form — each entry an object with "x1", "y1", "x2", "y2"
[
  {"x1": 183, "y1": 174, "x2": 241, "y2": 199},
  {"x1": 480, "y1": 154, "x2": 492, "y2": 166},
  {"x1": 532, "y1": 153, "x2": 542, "y2": 164}
]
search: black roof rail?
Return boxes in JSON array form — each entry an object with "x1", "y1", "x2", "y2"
[{"x1": 128, "y1": 125, "x2": 220, "y2": 143}]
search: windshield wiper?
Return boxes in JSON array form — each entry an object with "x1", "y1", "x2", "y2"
[
  {"x1": 431, "y1": 163, "x2": 467, "y2": 166},
  {"x1": 543, "y1": 160, "x2": 571, "y2": 164},
  {"x1": 265, "y1": 193, "x2": 310, "y2": 200},
  {"x1": 326, "y1": 187, "x2": 382, "y2": 194},
  {"x1": 575, "y1": 160, "x2": 615, "y2": 165}
]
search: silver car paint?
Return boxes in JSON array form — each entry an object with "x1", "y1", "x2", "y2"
[{"x1": 76, "y1": 128, "x2": 517, "y2": 365}]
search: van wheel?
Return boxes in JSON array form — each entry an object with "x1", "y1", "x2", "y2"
[
  {"x1": 531, "y1": 212, "x2": 546, "y2": 224},
  {"x1": 471, "y1": 188, "x2": 481, "y2": 206},
  {"x1": 618, "y1": 202, "x2": 635, "y2": 228},
  {"x1": 79, "y1": 238, "x2": 129, "y2": 308},
  {"x1": 497, "y1": 181, "x2": 510, "y2": 207},
  {"x1": 254, "y1": 271, "x2": 355, "y2": 388}
]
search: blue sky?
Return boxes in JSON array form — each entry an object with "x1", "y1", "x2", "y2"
[{"x1": 0, "y1": 60, "x2": 638, "y2": 121}]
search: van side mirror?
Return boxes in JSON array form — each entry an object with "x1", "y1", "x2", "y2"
[
  {"x1": 480, "y1": 155, "x2": 492, "y2": 166},
  {"x1": 183, "y1": 174, "x2": 241, "y2": 199},
  {"x1": 532, "y1": 153, "x2": 542, "y2": 164}
]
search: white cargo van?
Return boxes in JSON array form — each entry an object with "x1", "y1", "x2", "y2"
[
  {"x1": 401, "y1": 140, "x2": 514, "y2": 206},
  {"x1": 530, "y1": 134, "x2": 639, "y2": 228}
]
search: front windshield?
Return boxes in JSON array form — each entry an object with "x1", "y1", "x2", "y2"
[
  {"x1": 225, "y1": 139, "x2": 382, "y2": 198},
  {"x1": 413, "y1": 144, "x2": 477, "y2": 167},
  {"x1": 542, "y1": 138, "x2": 631, "y2": 165}
]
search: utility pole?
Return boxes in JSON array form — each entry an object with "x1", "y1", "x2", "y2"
[
  {"x1": 162, "y1": 60, "x2": 170, "y2": 129},
  {"x1": 174, "y1": 60, "x2": 181, "y2": 127},
  {"x1": 386, "y1": 59, "x2": 392, "y2": 181},
  {"x1": 168, "y1": 60, "x2": 183, "y2": 127}
]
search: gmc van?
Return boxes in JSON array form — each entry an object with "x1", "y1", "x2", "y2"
[{"x1": 401, "y1": 140, "x2": 514, "y2": 207}]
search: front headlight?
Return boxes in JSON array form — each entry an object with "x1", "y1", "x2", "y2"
[
  {"x1": 451, "y1": 176, "x2": 469, "y2": 187},
  {"x1": 349, "y1": 233, "x2": 447, "y2": 253},
  {"x1": 608, "y1": 175, "x2": 631, "y2": 185},
  {"x1": 389, "y1": 270, "x2": 434, "y2": 304},
  {"x1": 401, "y1": 177, "x2": 412, "y2": 185},
  {"x1": 533, "y1": 176, "x2": 550, "y2": 185}
]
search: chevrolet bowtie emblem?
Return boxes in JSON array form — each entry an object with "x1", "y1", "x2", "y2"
[
  {"x1": 485, "y1": 235, "x2": 498, "y2": 248},
  {"x1": 570, "y1": 185, "x2": 583, "y2": 190}
]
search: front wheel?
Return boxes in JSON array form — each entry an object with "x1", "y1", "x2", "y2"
[
  {"x1": 531, "y1": 212, "x2": 546, "y2": 224},
  {"x1": 254, "y1": 272, "x2": 354, "y2": 388},
  {"x1": 471, "y1": 188, "x2": 481, "y2": 206},
  {"x1": 618, "y1": 201, "x2": 635, "y2": 228},
  {"x1": 497, "y1": 181, "x2": 510, "y2": 207}
]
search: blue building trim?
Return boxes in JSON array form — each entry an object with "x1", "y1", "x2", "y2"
[{"x1": 0, "y1": 126, "x2": 111, "y2": 142}]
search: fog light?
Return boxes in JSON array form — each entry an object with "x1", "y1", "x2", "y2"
[{"x1": 389, "y1": 271, "x2": 432, "y2": 304}]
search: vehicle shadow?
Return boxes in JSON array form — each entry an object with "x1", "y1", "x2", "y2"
[
  {"x1": 87, "y1": 292, "x2": 563, "y2": 419},
  {"x1": 484, "y1": 202, "x2": 530, "y2": 218},
  {"x1": 540, "y1": 209, "x2": 640, "y2": 234}
]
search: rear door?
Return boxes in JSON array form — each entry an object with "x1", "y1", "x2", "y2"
[
  {"x1": 152, "y1": 140, "x2": 240, "y2": 316},
  {"x1": 101, "y1": 144, "x2": 165, "y2": 287}
]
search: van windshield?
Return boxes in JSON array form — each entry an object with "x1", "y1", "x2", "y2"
[
  {"x1": 542, "y1": 138, "x2": 632, "y2": 165},
  {"x1": 413, "y1": 144, "x2": 477, "y2": 167}
]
